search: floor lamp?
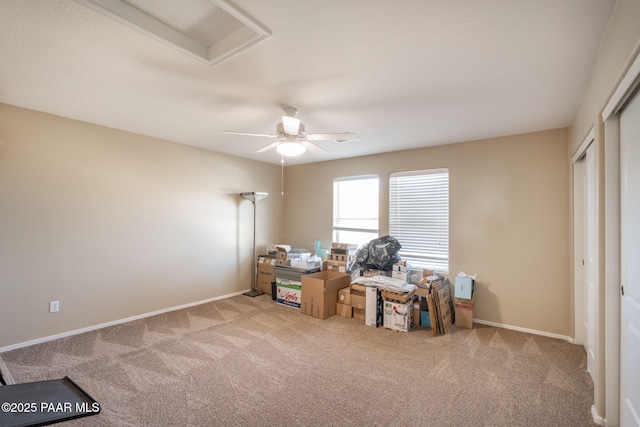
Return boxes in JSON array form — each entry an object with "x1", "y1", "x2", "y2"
[{"x1": 240, "y1": 191, "x2": 269, "y2": 297}]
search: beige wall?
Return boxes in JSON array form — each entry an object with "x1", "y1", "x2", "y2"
[
  {"x1": 0, "y1": 103, "x2": 284, "y2": 348},
  {"x1": 284, "y1": 129, "x2": 571, "y2": 337}
]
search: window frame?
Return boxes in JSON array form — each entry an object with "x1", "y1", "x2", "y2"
[{"x1": 332, "y1": 175, "x2": 380, "y2": 246}]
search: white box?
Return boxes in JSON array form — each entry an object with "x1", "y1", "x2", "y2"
[
  {"x1": 276, "y1": 279, "x2": 301, "y2": 309},
  {"x1": 391, "y1": 270, "x2": 410, "y2": 283},
  {"x1": 383, "y1": 300, "x2": 412, "y2": 332},
  {"x1": 455, "y1": 276, "x2": 474, "y2": 300},
  {"x1": 365, "y1": 286, "x2": 379, "y2": 328}
]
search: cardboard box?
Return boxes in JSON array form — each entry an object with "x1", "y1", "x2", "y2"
[
  {"x1": 455, "y1": 293, "x2": 475, "y2": 329},
  {"x1": 350, "y1": 284, "x2": 366, "y2": 309},
  {"x1": 437, "y1": 285, "x2": 454, "y2": 332},
  {"x1": 350, "y1": 294, "x2": 366, "y2": 310},
  {"x1": 336, "y1": 302, "x2": 353, "y2": 318},
  {"x1": 350, "y1": 283, "x2": 366, "y2": 292},
  {"x1": 326, "y1": 260, "x2": 348, "y2": 273},
  {"x1": 300, "y1": 271, "x2": 352, "y2": 319},
  {"x1": 338, "y1": 287, "x2": 351, "y2": 305},
  {"x1": 331, "y1": 242, "x2": 358, "y2": 252},
  {"x1": 353, "y1": 308, "x2": 365, "y2": 321},
  {"x1": 412, "y1": 297, "x2": 427, "y2": 327},
  {"x1": 413, "y1": 286, "x2": 430, "y2": 299},
  {"x1": 275, "y1": 280, "x2": 301, "y2": 309},
  {"x1": 381, "y1": 289, "x2": 415, "y2": 303},
  {"x1": 455, "y1": 276, "x2": 474, "y2": 300},
  {"x1": 328, "y1": 253, "x2": 354, "y2": 263},
  {"x1": 275, "y1": 246, "x2": 290, "y2": 266},
  {"x1": 383, "y1": 300, "x2": 412, "y2": 332},
  {"x1": 257, "y1": 257, "x2": 276, "y2": 295}
]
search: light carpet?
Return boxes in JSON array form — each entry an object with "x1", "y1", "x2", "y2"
[{"x1": 0, "y1": 294, "x2": 595, "y2": 426}]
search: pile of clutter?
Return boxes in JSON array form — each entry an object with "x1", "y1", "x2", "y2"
[
  {"x1": 341, "y1": 260, "x2": 453, "y2": 334},
  {"x1": 258, "y1": 237, "x2": 476, "y2": 334}
]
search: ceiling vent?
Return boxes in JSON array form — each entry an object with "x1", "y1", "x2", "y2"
[{"x1": 75, "y1": 0, "x2": 271, "y2": 66}]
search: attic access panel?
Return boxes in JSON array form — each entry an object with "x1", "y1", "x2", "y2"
[{"x1": 75, "y1": 0, "x2": 271, "y2": 66}]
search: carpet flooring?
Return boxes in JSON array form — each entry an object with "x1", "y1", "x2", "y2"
[{"x1": 0, "y1": 294, "x2": 595, "y2": 426}]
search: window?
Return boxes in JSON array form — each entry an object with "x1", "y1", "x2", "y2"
[
  {"x1": 389, "y1": 169, "x2": 449, "y2": 273},
  {"x1": 333, "y1": 176, "x2": 379, "y2": 246}
]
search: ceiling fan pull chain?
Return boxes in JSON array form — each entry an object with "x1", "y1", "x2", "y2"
[{"x1": 281, "y1": 156, "x2": 285, "y2": 196}]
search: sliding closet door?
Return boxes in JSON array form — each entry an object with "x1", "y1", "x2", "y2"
[{"x1": 620, "y1": 87, "x2": 640, "y2": 427}]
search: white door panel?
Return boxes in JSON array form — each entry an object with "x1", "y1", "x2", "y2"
[
  {"x1": 620, "y1": 87, "x2": 640, "y2": 427},
  {"x1": 585, "y1": 143, "x2": 597, "y2": 380}
]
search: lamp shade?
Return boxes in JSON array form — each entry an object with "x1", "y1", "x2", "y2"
[
  {"x1": 240, "y1": 192, "x2": 269, "y2": 203},
  {"x1": 277, "y1": 141, "x2": 305, "y2": 156}
]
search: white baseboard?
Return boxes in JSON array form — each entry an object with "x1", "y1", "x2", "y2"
[
  {"x1": 591, "y1": 404, "x2": 606, "y2": 425},
  {"x1": 0, "y1": 289, "x2": 249, "y2": 353},
  {"x1": 472, "y1": 318, "x2": 574, "y2": 343},
  {"x1": 0, "y1": 356, "x2": 16, "y2": 384}
]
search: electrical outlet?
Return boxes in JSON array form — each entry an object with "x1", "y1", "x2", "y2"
[{"x1": 49, "y1": 301, "x2": 59, "y2": 313}]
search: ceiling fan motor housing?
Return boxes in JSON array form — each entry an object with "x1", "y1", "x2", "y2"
[{"x1": 276, "y1": 121, "x2": 305, "y2": 138}]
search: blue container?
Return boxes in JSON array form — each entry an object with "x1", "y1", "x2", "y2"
[{"x1": 420, "y1": 311, "x2": 431, "y2": 328}]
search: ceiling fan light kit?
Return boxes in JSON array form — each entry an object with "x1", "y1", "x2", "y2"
[
  {"x1": 277, "y1": 141, "x2": 306, "y2": 156},
  {"x1": 224, "y1": 107, "x2": 360, "y2": 157}
]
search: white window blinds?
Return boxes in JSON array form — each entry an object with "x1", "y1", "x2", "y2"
[
  {"x1": 333, "y1": 176, "x2": 379, "y2": 246},
  {"x1": 389, "y1": 169, "x2": 449, "y2": 273}
]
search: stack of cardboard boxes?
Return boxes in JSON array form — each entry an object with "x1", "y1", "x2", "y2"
[
  {"x1": 454, "y1": 275, "x2": 475, "y2": 329},
  {"x1": 257, "y1": 243, "x2": 352, "y2": 314},
  {"x1": 274, "y1": 262, "x2": 324, "y2": 309},
  {"x1": 335, "y1": 261, "x2": 457, "y2": 335},
  {"x1": 256, "y1": 246, "x2": 321, "y2": 306},
  {"x1": 335, "y1": 260, "x2": 417, "y2": 332},
  {"x1": 337, "y1": 286, "x2": 353, "y2": 318},
  {"x1": 326, "y1": 242, "x2": 357, "y2": 273},
  {"x1": 418, "y1": 278, "x2": 454, "y2": 336},
  {"x1": 337, "y1": 283, "x2": 416, "y2": 331},
  {"x1": 261, "y1": 243, "x2": 471, "y2": 335}
]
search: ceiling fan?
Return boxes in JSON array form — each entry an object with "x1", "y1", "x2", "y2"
[{"x1": 224, "y1": 108, "x2": 360, "y2": 156}]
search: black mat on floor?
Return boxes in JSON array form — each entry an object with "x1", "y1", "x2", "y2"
[{"x1": 0, "y1": 376, "x2": 100, "y2": 427}]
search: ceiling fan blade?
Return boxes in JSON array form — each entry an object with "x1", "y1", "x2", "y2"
[
  {"x1": 302, "y1": 141, "x2": 327, "y2": 155},
  {"x1": 255, "y1": 141, "x2": 281, "y2": 153},
  {"x1": 306, "y1": 133, "x2": 360, "y2": 143},
  {"x1": 224, "y1": 131, "x2": 277, "y2": 138}
]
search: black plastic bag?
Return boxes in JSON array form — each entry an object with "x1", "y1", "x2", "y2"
[{"x1": 350, "y1": 235, "x2": 402, "y2": 272}]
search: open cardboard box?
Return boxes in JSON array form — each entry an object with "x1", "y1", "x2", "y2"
[{"x1": 300, "y1": 271, "x2": 351, "y2": 319}]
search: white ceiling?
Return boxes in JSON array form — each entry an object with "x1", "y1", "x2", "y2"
[{"x1": 0, "y1": 0, "x2": 616, "y2": 165}]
